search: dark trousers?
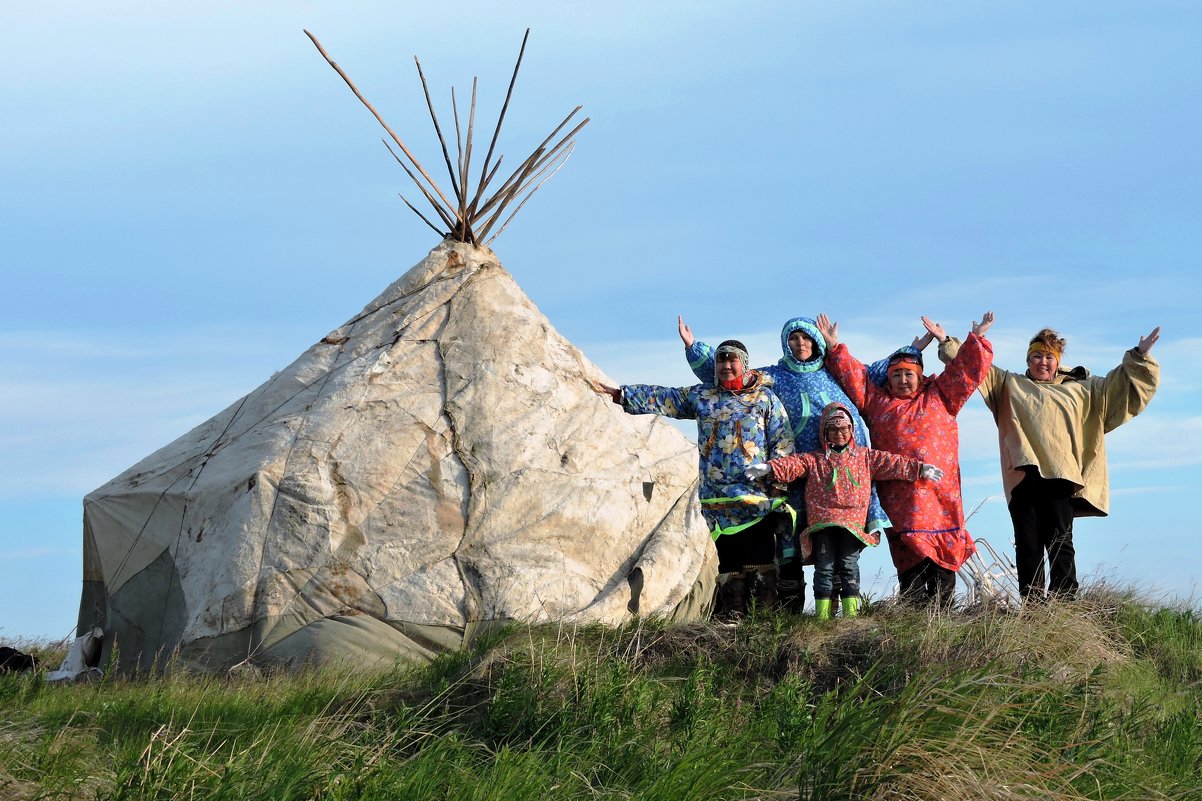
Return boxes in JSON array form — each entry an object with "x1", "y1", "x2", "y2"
[
  {"x1": 1008, "y1": 474, "x2": 1079, "y2": 600},
  {"x1": 812, "y1": 527, "x2": 864, "y2": 599},
  {"x1": 898, "y1": 558, "x2": 957, "y2": 609},
  {"x1": 715, "y1": 510, "x2": 786, "y2": 574}
]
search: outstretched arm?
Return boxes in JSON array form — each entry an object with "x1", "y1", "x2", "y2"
[{"x1": 597, "y1": 383, "x2": 623, "y2": 405}]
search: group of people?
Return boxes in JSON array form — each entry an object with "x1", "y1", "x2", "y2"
[{"x1": 603, "y1": 311, "x2": 1161, "y2": 622}]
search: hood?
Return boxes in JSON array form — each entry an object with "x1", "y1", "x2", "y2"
[
  {"x1": 779, "y1": 317, "x2": 826, "y2": 373},
  {"x1": 818, "y1": 401, "x2": 858, "y2": 451},
  {"x1": 1033, "y1": 365, "x2": 1090, "y2": 384},
  {"x1": 732, "y1": 369, "x2": 774, "y2": 394}
]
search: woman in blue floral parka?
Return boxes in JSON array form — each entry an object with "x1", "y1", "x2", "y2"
[{"x1": 602, "y1": 340, "x2": 794, "y2": 621}]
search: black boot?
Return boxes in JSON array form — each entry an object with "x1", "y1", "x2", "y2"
[
  {"x1": 777, "y1": 559, "x2": 805, "y2": 613},
  {"x1": 715, "y1": 572, "x2": 747, "y2": 623},
  {"x1": 748, "y1": 564, "x2": 778, "y2": 612}
]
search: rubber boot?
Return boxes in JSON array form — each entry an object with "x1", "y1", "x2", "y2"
[
  {"x1": 814, "y1": 598, "x2": 833, "y2": 621},
  {"x1": 841, "y1": 596, "x2": 861, "y2": 619},
  {"x1": 748, "y1": 564, "x2": 778, "y2": 612},
  {"x1": 715, "y1": 572, "x2": 747, "y2": 623}
]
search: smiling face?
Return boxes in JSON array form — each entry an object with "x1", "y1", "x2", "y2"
[
  {"x1": 824, "y1": 421, "x2": 853, "y2": 448},
  {"x1": 788, "y1": 330, "x2": 816, "y2": 362},
  {"x1": 888, "y1": 367, "x2": 920, "y2": 398},
  {"x1": 716, "y1": 350, "x2": 743, "y2": 384},
  {"x1": 1027, "y1": 350, "x2": 1060, "y2": 382}
]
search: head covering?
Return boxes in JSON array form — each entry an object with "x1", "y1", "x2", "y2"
[
  {"x1": 887, "y1": 354, "x2": 923, "y2": 376},
  {"x1": 778, "y1": 317, "x2": 827, "y2": 373},
  {"x1": 819, "y1": 402, "x2": 858, "y2": 454},
  {"x1": 823, "y1": 407, "x2": 853, "y2": 429},
  {"x1": 1027, "y1": 341, "x2": 1063, "y2": 359},
  {"x1": 715, "y1": 339, "x2": 749, "y2": 390}
]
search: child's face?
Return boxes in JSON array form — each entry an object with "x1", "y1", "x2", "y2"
[
  {"x1": 888, "y1": 368, "x2": 920, "y2": 398},
  {"x1": 825, "y1": 423, "x2": 852, "y2": 447},
  {"x1": 788, "y1": 330, "x2": 816, "y2": 362}
]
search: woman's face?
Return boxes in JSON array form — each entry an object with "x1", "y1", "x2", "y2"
[
  {"x1": 888, "y1": 367, "x2": 920, "y2": 398},
  {"x1": 788, "y1": 330, "x2": 816, "y2": 362},
  {"x1": 1027, "y1": 350, "x2": 1060, "y2": 382},
  {"x1": 716, "y1": 351, "x2": 743, "y2": 383}
]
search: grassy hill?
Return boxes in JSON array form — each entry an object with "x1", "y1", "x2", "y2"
[{"x1": 3, "y1": 588, "x2": 1200, "y2": 800}]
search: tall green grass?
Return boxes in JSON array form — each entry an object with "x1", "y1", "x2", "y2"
[{"x1": 3, "y1": 590, "x2": 1200, "y2": 800}]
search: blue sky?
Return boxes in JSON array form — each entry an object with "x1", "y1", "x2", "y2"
[{"x1": 3, "y1": 2, "x2": 1200, "y2": 641}]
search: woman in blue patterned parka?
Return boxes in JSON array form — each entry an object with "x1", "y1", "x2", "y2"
[
  {"x1": 679, "y1": 315, "x2": 926, "y2": 612},
  {"x1": 602, "y1": 340, "x2": 795, "y2": 621}
]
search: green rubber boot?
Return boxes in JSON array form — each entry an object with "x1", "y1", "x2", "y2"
[
  {"x1": 841, "y1": 596, "x2": 861, "y2": 619},
  {"x1": 814, "y1": 598, "x2": 833, "y2": 621}
]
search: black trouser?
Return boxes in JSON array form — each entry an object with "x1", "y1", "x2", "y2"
[
  {"x1": 715, "y1": 510, "x2": 786, "y2": 574},
  {"x1": 1008, "y1": 473, "x2": 1079, "y2": 600},
  {"x1": 898, "y1": 558, "x2": 956, "y2": 609}
]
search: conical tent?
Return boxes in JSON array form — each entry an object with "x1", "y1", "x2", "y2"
[
  {"x1": 75, "y1": 32, "x2": 717, "y2": 673},
  {"x1": 79, "y1": 241, "x2": 716, "y2": 672}
]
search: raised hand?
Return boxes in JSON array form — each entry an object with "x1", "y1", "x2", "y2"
[
  {"x1": 815, "y1": 313, "x2": 839, "y2": 348},
  {"x1": 677, "y1": 315, "x2": 695, "y2": 348},
  {"x1": 921, "y1": 316, "x2": 947, "y2": 344},
  {"x1": 972, "y1": 311, "x2": 995, "y2": 338},
  {"x1": 1137, "y1": 326, "x2": 1161, "y2": 355},
  {"x1": 911, "y1": 331, "x2": 936, "y2": 351}
]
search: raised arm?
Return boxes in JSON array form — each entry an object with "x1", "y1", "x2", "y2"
[
  {"x1": 930, "y1": 312, "x2": 995, "y2": 414},
  {"x1": 818, "y1": 313, "x2": 872, "y2": 409},
  {"x1": 678, "y1": 315, "x2": 695, "y2": 348},
  {"x1": 677, "y1": 316, "x2": 719, "y2": 384},
  {"x1": 1098, "y1": 327, "x2": 1160, "y2": 433},
  {"x1": 1137, "y1": 326, "x2": 1160, "y2": 355}
]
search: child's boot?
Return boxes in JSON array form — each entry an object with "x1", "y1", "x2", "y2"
[
  {"x1": 841, "y1": 596, "x2": 861, "y2": 619},
  {"x1": 814, "y1": 598, "x2": 833, "y2": 621}
]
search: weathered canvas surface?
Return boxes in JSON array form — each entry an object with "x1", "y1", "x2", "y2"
[{"x1": 79, "y1": 240, "x2": 716, "y2": 672}]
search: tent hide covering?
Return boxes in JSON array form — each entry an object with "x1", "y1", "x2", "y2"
[{"x1": 78, "y1": 240, "x2": 716, "y2": 673}]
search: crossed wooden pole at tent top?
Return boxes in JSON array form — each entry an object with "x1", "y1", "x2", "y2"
[{"x1": 305, "y1": 29, "x2": 588, "y2": 247}]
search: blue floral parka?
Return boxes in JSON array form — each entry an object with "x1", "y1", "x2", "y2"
[{"x1": 621, "y1": 370, "x2": 795, "y2": 538}]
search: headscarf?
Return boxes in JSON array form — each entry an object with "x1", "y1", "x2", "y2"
[{"x1": 715, "y1": 340, "x2": 750, "y2": 390}]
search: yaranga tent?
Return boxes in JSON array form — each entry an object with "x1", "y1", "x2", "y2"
[{"x1": 75, "y1": 32, "x2": 716, "y2": 673}]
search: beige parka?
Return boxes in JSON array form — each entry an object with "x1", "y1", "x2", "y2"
[{"x1": 942, "y1": 338, "x2": 1158, "y2": 517}]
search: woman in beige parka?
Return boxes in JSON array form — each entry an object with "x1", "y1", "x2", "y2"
[{"x1": 950, "y1": 325, "x2": 1160, "y2": 600}]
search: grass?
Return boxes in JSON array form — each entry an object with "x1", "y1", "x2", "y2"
[{"x1": 3, "y1": 587, "x2": 1201, "y2": 800}]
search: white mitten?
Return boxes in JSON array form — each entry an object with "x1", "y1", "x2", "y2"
[
  {"x1": 919, "y1": 463, "x2": 944, "y2": 482},
  {"x1": 745, "y1": 463, "x2": 772, "y2": 481}
]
